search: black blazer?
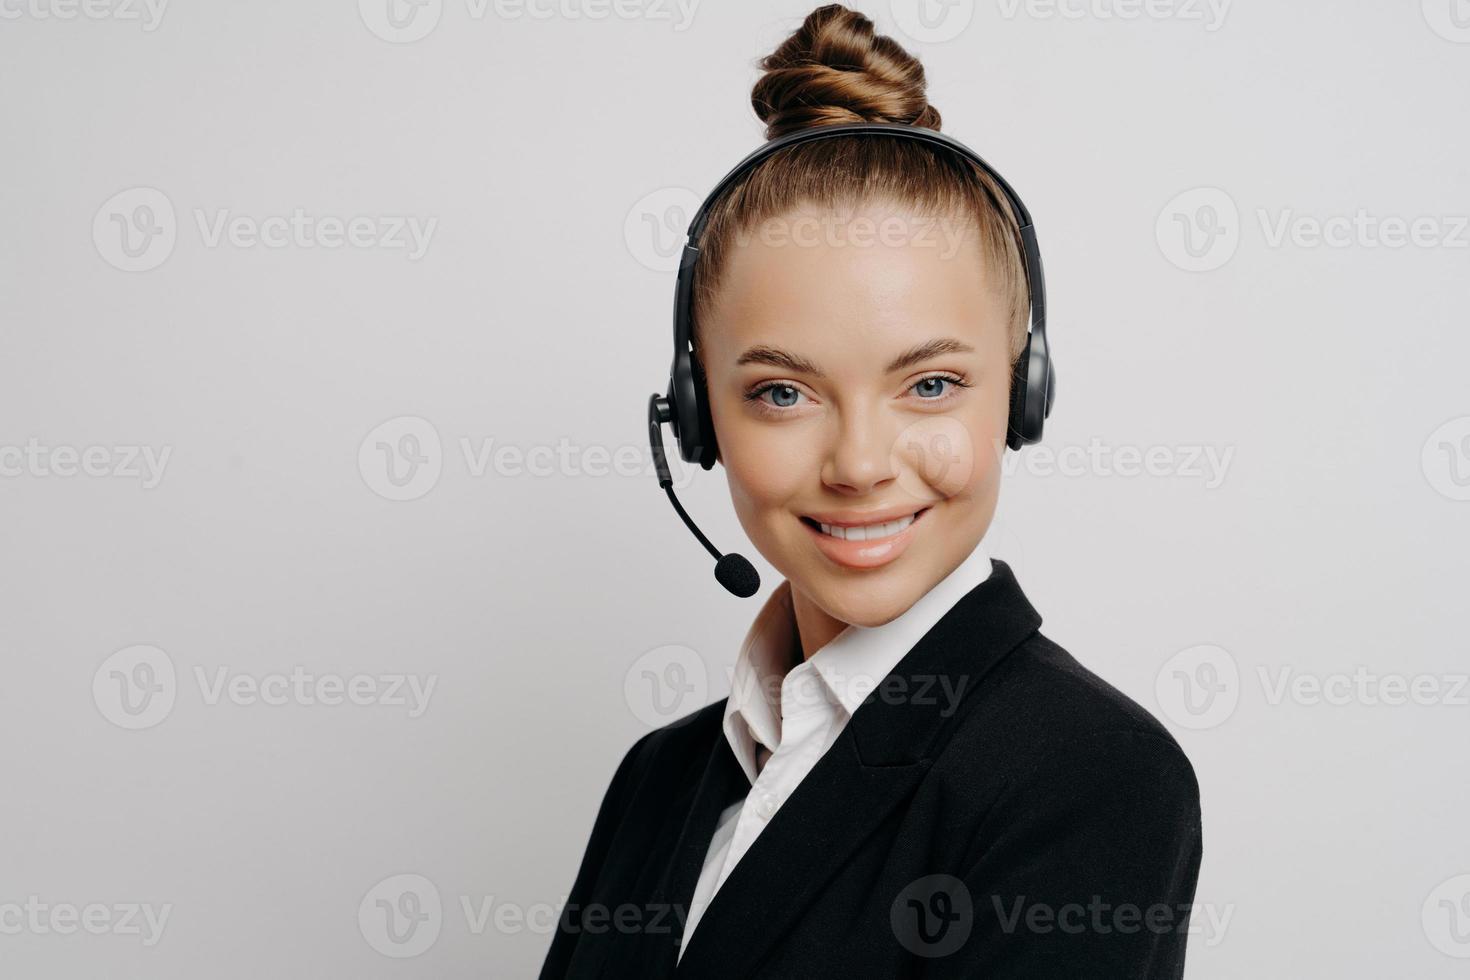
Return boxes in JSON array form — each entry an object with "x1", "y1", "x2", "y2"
[{"x1": 539, "y1": 559, "x2": 1203, "y2": 979}]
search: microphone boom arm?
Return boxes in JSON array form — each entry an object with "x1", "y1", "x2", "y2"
[{"x1": 649, "y1": 393, "x2": 721, "y2": 562}]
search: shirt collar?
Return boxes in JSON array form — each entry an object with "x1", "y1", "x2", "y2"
[{"x1": 722, "y1": 541, "x2": 994, "y2": 786}]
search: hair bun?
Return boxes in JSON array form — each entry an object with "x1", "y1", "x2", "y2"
[{"x1": 751, "y1": 4, "x2": 941, "y2": 140}]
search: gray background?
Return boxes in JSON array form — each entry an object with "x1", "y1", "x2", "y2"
[{"x1": 2, "y1": 0, "x2": 1468, "y2": 976}]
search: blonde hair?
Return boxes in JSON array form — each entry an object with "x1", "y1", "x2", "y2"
[{"x1": 690, "y1": 3, "x2": 1030, "y2": 369}]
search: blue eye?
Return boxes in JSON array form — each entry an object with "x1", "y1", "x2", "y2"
[
  {"x1": 912, "y1": 374, "x2": 971, "y2": 399},
  {"x1": 746, "y1": 382, "x2": 805, "y2": 411},
  {"x1": 745, "y1": 373, "x2": 969, "y2": 414},
  {"x1": 913, "y1": 377, "x2": 950, "y2": 398}
]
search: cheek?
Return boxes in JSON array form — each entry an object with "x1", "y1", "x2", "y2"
[
  {"x1": 893, "y1": 416, "x2": 975, "y2": 503},
  {"x1": 715, "y1": 408, "x2": 810, "y2": 516},
  {"x1": 893, "y1": 389, "x2": 1009, "y2": 504}
]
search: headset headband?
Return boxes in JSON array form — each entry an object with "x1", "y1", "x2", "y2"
[
  {"x1": 676, "y1": 121, "x2": 1046, "y2": 362},
  {"x1": 685, "y1": 121, "x2": 1034, "y2": 239},
  {"x1": 665, "y1": 120, "x2": 1053, "y2": 473}
]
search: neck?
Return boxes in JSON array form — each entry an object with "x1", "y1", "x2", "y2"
[{"x1": 789, "y1": 584, "x2": 851, "y2": 662}]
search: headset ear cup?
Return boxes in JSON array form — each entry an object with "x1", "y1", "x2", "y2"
[
  {"x1": 1043, "y1": 358, "x2": 1056, "y2": 420},
  {"x1": 689, "y1": 351, "x2": 719, "y2": 470},
  {"x1": 1022, "y1": 334, "x2": 1052, "y2": 444},
  {"x1": 1006, "y1": 336, "x2": 1032, "y2": 451}
]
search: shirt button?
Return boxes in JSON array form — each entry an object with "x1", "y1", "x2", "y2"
[{"x1": 754, "y1": 791, "x2": 779, "y2": 819}]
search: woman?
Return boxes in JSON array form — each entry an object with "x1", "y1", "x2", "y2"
[{"x1": 540, "y1": 6, "x2": 1202, "y2": 977}]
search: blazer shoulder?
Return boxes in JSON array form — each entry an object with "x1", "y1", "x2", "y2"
[
  {"x1": 1005, "y1": 632, "x2": 1183, "y2": 737},
  {"x1": 954, "y1": 631, "x2": 1199, "y2": 800},
  {"x1": 614, "y1": 696, "x2": 728, "y2": 785},
  {"x1": 648, "y1": 695, "x2": 727, "y2": 746}
]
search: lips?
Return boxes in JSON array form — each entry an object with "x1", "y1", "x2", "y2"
[
  {"x1": 798, "y1": 506, "x2": 931, "y2": 570},
  {"x1": 801, "y1": 502, "x2": 931, "y2": 527},
  {"x1": 803, "y1": 512, "x2": 918, "y2": 541}
]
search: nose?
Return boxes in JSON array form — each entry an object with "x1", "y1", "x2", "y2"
[{"x1": 820, "y1": 405, "x2": 899, "y2": 496}]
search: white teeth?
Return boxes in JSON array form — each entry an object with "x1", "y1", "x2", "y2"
[{"x1": 817, "y1": 513, "x2": 915, "y2": 541}]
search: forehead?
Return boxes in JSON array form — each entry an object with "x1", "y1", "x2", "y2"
[{"x1": 701, "y1": 201, "x2": 1005, "y2": 362}]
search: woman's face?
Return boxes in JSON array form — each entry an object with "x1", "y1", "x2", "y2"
[{"x1": 700, "y1": 200, "x2": 1013, "y2": 629}]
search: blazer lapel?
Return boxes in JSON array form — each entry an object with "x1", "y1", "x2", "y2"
[
  {"x1": 595, "y1": 723, "x2": 749, "y2": 979},
  {"x1": 671, "y1": 559, "x2": 1042, "y2": 979}
]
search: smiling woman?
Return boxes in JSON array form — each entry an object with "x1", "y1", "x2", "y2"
[
  {"x1": 702, "y1": 197, "x2": 1013, "y2": 643},
  {"x1": 540, "y1": 6, "x2": 1202, "y2": 979}
]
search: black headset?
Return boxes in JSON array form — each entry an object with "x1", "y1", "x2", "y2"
[{"x1": 648, "y1": 121, "x2": 1055, "y2": 598}]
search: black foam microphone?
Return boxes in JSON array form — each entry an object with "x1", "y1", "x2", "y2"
[{"x1": 647, "y1": 394, "x2": 760, "y2": 598}]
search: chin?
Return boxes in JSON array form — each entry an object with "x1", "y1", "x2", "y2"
[{"x1": 793, "y1": 560, "x2": 930, "y2": 629}]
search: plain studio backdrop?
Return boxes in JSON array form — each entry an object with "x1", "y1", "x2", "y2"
[{"x1": 1, "y1": 1, "x2": 1467, "y2": 976}]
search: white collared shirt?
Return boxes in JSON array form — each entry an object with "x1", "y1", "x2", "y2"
[{"x1": 676, "y1": 542, "x2": 994, "y2": 962}]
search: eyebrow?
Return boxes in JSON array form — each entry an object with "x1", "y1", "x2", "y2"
[{"x1": 734, "y1": 337, "x2": 976, "y2": 376}]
